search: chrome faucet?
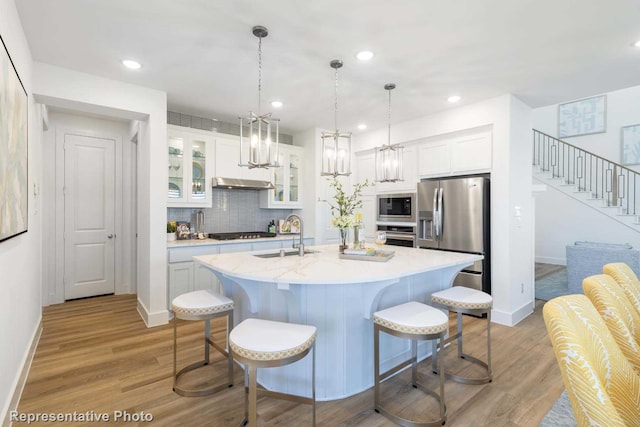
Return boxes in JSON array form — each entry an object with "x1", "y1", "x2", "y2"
[{"x1": 285, "y1": 213, "x2": 304, "y2": 256}]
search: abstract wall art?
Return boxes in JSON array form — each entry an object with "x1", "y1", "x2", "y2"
[
  {"x1": 558, "y1": 95, "x2": 606, "y2": 138},
  {"x1": 0, "y1": 34, "x2": 28, "y2": 243}
]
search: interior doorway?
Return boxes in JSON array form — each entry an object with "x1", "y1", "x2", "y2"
[{"x1": 42, "y1": 109, "x2": 138, "y2": 305}]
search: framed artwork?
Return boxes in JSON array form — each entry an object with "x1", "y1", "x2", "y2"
[
  {"x1": 621, "y1": 124, "x2": 640, "y2": 166},
  {"x1": 0, "y1": 34, "x2": 28, "y2": 243},
  {"x1": 558, "y1": 95, "x2": 606, "y2": 138},
  {"x1": 176, "y1": 221, "x2": 191, "y2": 240}
]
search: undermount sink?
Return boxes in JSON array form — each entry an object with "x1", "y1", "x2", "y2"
[{"x1": 253, "y1": 249, "x2": 318, "y2": 258}]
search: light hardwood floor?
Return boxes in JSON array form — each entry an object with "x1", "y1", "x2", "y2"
[{"x1": 16, "y1": 295, "x2": 563, "y2": 426}]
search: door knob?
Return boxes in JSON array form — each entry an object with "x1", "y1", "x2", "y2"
[{"x1": 107, "y1": 234, "x2": 114, "y2": 239}]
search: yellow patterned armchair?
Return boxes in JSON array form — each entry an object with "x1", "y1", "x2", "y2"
[
  {"x1": 583, "y1": 274, "x2": 640, "y2": 374},
  {"x1": 543, "y1": 294, "x2": 640, "y2": 426},
  {"x1": 603, "y1": 262, "x2": 640, "y2": 315}
]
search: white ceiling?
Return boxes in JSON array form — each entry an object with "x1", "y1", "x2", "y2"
[{"x1": 15, "y1": 0, "x2": 640, "y2": 135}]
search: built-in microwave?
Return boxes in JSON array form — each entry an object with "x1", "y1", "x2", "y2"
[{"x1": 376, "y1": 193, "x2": 416, "y2": 223}]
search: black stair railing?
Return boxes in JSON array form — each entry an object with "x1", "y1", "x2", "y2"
[{"x1": 533, "y1": 129, "x2": 638, "y2": 216}]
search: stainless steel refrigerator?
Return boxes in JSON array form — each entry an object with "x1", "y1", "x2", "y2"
[{"x1": 417, "y1": 174, "x2": 490, "y2": 294}]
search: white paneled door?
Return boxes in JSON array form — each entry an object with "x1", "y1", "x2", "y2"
[{"x1": 64, "y1": 134, "x2": 116, "y2": 300}]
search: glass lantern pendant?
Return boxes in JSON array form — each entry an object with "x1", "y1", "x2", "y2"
[
  {"x1": 375, "y1": 83, "x2": 403, "y2": 182},
  {"x1": 321, "y1": 60, "x2": 352, "y2": 177},
  {"x1": 239, "y1": 25, "x2": 280, "y2": 169}
]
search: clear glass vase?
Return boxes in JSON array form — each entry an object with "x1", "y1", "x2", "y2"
[{"x1": 339, "y1": 228, "x2": 349, "y2": 253}]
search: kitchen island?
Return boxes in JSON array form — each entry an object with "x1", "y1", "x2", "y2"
[{"x1": 194, "y1": 244, "x2": 482, "y2": 400}]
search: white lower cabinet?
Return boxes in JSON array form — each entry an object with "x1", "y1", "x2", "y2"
[{"x1": 168, "y1": 262, "x2": 196, "y2": 305}]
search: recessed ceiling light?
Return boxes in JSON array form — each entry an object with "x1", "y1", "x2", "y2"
[
  {"x1": 271, "y1": 100, "x2": 284, "y2": 108},
  {"x1": 122, "y1": 59, "x2": 141, "y2": 70},
  {"x1": 356, "y1": 51, "x2": 374, "y2": 61},
  {"x1": 634, "y1": 39, "x2": 640, "y2": 48},
  {"x1": 357, "y1": 124, "x2": 368, "y2": 130},
  {"x1": 448, "y1": 95, "x2": 461, "y2": 103}
]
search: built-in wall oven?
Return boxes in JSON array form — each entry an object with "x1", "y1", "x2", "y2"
[{"x1": 376, "y1": 193, "x2": 417, "y2": 247}]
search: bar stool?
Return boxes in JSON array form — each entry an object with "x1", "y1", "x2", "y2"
[
  {"x1": 229, "y1": 318, "x2": 317, "y2": 427},
  {"x1": 171, "y1": 289, "x2": 234, "y2": 397},
  {"x1": 373, "y1": 301, "x2": 448, "y2": 427},
  {"x1": 431, "y1": 286, "x2": 493, "y2": 384}
]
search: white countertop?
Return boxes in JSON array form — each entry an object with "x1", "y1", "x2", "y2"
[
  {"x1": 167, "y1": 234, "x2": 309, "y2": 248},
  {"x1": 193, "y1": 244, "x2": 482, "y2": 285}
]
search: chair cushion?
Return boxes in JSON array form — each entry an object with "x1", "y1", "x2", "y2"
[
  {"x1": 373, "y1": 301, "x2": 448, "y2": 335},
  {"x1": 229, "y1": 318, "x2": 317, "y2": 361},
  {"x1": 431, "y1": 286, "x2": 492, "y2": 310},
  {"x1": 171, "y1": 289, "x2": 234, "y2": 317}
]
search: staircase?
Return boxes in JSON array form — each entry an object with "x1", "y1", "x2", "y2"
[{"x1": 532, "y1": 129, "x2": 640, "y2": 232}]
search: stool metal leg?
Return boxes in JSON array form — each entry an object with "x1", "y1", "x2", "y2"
[
  {"x1": 433, "y1": 308, "x2": 492, "y2": 385},
  {"x1": 374, "y1": 325, "x2": 381, "y2": 411},
  {"x1": 456, "y1": 311, "x2": 463, "y2": 358},
  {"x1": 205, "y1": 319, "x2": 211, "y2": 364},
  {"x1": 374, "y1": 324, "x2": 447, "y2": 427},
  {"x1": 248, "y1": 365, "x2": 258, "y2": 427},
  {"x1": 173, "y1": 310, "x2": 235, "y2": 397}
]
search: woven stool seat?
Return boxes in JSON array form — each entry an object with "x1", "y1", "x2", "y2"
[
  {"x1": 431, "y1": 286, "x2": 493, "y2": 385},
  {"x1": 171, "y1": 289, "x2": 234, "y2": 397},
  {"x1": 373, "y1": 301, "x2": 448, "y2": 427},
  {"x1": 230, "y1": 318, "x2": 317, "y2": 426},
  {"x1": 172, "y1": 289, "x2": 234, "y2": 319},
  {"x1": 431, "y1": 286, "x2": 492, "y2": 310}
]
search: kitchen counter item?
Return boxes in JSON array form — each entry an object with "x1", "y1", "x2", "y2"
[
  {"x1": 339, "y1": 249, "x2": 395, "y2": 262},
  {"x1": 208, "y1": 231, "x2": 277, "y2": 240}
]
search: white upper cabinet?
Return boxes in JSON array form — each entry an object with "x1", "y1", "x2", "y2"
[
  {"x1": 418, "y1": 132, "x2": 492, "y2": 178},
  {"x1": 167, "y1": 125, "x2": 215, "y2": 207},
  {"x1": 214, "y1": 135, "x2": 270, "y2": 181},
  {"x1": 260, "y1": 144, "x2": 304, "y2": 208}
]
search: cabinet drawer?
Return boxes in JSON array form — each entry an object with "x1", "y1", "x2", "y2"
[{"x1": 168, "y1": 245, "x2": 220, "y2": 263}]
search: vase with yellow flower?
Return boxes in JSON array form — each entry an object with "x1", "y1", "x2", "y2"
[{"x1": 327, "y1": 177, "x2": 371, "y2": 253}]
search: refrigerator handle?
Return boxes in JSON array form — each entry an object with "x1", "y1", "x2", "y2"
[
  {"x1": 433, "y1": 188, "x2": 439, "y2": 239},
  {"x1": 438, "y1": 187, "x2": 444, "y2": 240}
]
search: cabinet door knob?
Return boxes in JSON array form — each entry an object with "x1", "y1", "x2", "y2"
[{"x1": 107, "y1": 234, "x2": 114, "y2": 239}]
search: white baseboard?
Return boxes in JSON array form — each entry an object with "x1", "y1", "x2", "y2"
[
  {"x1": 2, "y1": 320, "x2": 42, "y2": 427},
  {"x1": 136, "y1": 298, "x2": 169, "y2": 328},
  {"x1": 535, "y1": 256, "x2": 566, "y2": 266},
  {"x1": 492, "y1": 301, "x2": 533, "y2": 327}
]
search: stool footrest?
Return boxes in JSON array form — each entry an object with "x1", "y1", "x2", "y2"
[
  {"x1": 375, "y1": 402, "x2": 446, "y2": 427},
  {"x1": 379, "y1": 358, "x2": 415, "y2": 383},
  {"x1": 258, "y1": 388, "x2": 314, "y2": 406},
  {"x1": 174, "y1": 360, "x2": 234, "y2": 397}
]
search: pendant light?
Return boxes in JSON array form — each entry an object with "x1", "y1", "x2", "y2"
[
  {"x1": 321, "y1": 60, "x2": 352, "y2": 176},
  {"x1": 375, "y1": 83, "x2": 403, "y2": 182},
  {"x1": 239, "y1": 25, "x2": 280, "y2": 169}
]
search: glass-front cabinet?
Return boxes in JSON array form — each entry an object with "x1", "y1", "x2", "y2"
[
  {"x1": 167, "y1": 125, "x2": 214, "y2": 207},
  {"x1": 260, "y1": 144, "x2": 303, "y2": 208}
]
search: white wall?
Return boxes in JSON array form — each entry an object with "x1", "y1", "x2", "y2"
[
  {"x1": 533, "y1": 84, "x2": 640, "y2": 264},
  {"x1": 32, "y1": 63, "x2": 169, "y2": 326},
  {"x1": 534, "y1": 185, "x2": 640, "y2": 264},
  {"x1": 0, "y1": 0, "x2": 42, "y2": 422},
  {"x1": 533, "y1": 85, "x2": 640, "y2": 172},
  {"x1": 354, "y1": 94, "x2": 535, "y2": 325}
]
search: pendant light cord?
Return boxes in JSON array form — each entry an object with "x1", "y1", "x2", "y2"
[
  {"x1": 257, "y1": 36, "x2": 262, "y2": 116},
  {"x1": 334, "y1": 67, "x2": 339, "y2": 132},
  {"x1": 387, "y1": 88, "x2": 392, "y2": 147}
]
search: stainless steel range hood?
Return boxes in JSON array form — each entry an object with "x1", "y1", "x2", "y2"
[{"x1": 212, "y1": 177, "x2": 275, "y2": 190}]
